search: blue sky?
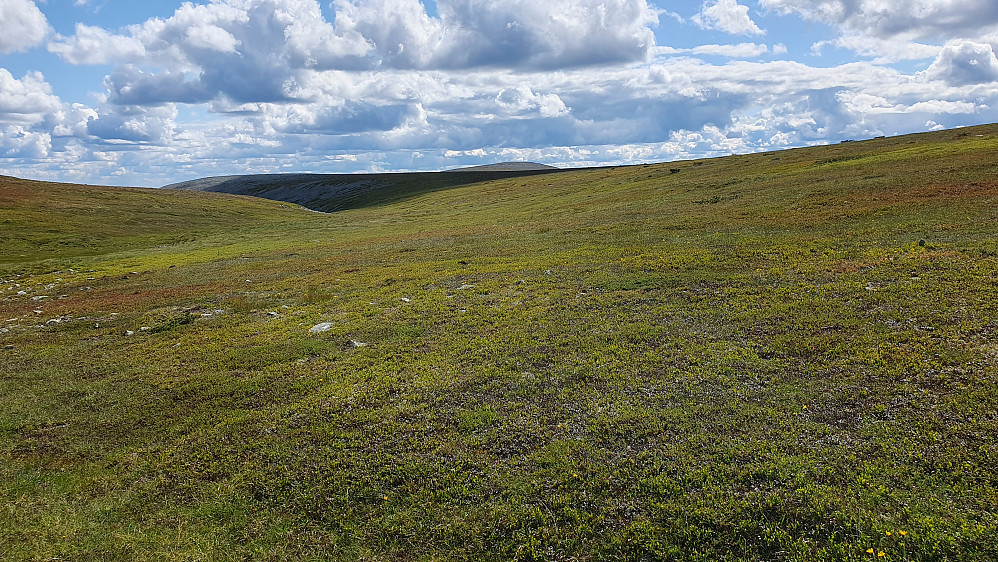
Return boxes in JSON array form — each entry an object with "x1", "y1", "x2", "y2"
[{"x1": 2, "y1": 0, "x2": 998, "y2": 187}]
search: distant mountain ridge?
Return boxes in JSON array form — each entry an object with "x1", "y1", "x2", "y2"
[
  {"x1": 445, "y1": 162, "x2": 558, "y2": 172},
  {"x1": 164, "y1": 166, "x2": 562, "y2": 212}
]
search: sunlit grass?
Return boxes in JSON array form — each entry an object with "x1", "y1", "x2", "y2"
[{"x1": 2, "y1": 125, "x2": 998, "y2": 560}]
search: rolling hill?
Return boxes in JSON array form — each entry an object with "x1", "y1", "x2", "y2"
[{"x1": 3, "y1": 124, "x2": 998, "y2": 561}]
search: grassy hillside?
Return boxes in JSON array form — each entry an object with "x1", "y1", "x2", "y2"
[{"x1": 2, "y1": 125, "x2": 998, "y2": 561}]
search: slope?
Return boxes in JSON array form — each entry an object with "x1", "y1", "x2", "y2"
[{"x1": 2, "y1": 124, "x2": 998, "y2": 561}]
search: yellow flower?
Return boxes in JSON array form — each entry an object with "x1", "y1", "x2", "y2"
[
  {"x1": 899, "y1": 531, "x2": 907, "y2": 537},
  {"x1": 878, "y1": 552, "x2": 885, "y2": 558},
  {"x1": 867, "y1": 548, "x2": 875, "y2": 554},
  {"x1": 886, "y1": 531, "x2": 892, "y2": 536}
]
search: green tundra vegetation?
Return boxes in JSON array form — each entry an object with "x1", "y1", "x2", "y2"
[{"x1": 2, "y1": 125, "x2": 997, "y2": 561}]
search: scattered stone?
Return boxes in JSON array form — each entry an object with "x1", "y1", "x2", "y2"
[
  {"x1": 400, "y1": 297, "x2": 411, "y2": 303},
  {"x1": 31, "y1": 295, "x2": 49, "y2": 301},
  {"x1": 17, "y1": 291, "x2": 27, "y2": 296},
  {"x1": 140, "y1": 326, "x2": 152, "y2": 331},
  {"x1": 349, "y1": 339, "x2": 368, "y2": 348},
  {"x1": 124, "y1": 330, "x2": 135, "y2": 336},
  {"x1": 545, "y1": 270, "x2": 552, "y2": 275},
  {"x1": 46, "y1": 318, "x2": 62, "y2": 326},
  {"x1": 33, "y1": 310, "x2": 43, "y2": 314},
  {"x1": 267, "y1": 311, "x2": 279, "y2": 317},
  {"x1": 310, "y1": 322, "x2": 334, "y2": 333},
  {"x1": 456, "y1": 284, "x2": 476, "y2": 291}
]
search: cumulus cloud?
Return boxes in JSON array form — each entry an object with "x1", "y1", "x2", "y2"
[
  {"x1": 269, "y1": 101, "x2": 426, "y2": 135},
  {"x1": 41, "y1": 0, "x2": 662, "y2": 120},
  {"x1": 923, "y1": 40, "x2": 998, "y2": 86},
  {"x1": 47, "y1": 24, "x2": 146, "y2": 65},
  {"x1": 50, "y1": 0, "x2": 660, "y2": 77},
  {"x1": 811, "y1": 35, "x2": 941, "y2": 63},
  {"x1": 0, "y1": 0, "x2": 49, "y2": 54},
  {"x1": 494, "y1": 87, "x2": 570, "y2": 118},
  {"x1": 693, "y1": 0, "x2": 764, "y2": 36},
  {"x1": 0, "y1": 70, "x2": 63, "y2": 126},
  {"x1": 0, "y1": 126, "x2": 51, "y2": 158},
  {"x1": 691, "y1": 43, "x2": 770, "y2": 58},
  {"x1": 760, "y1": 0, "x2": 998, "y2": 41},
  {"x1": 105, "y1": 66, "x2": 212, "y2": 106},
  {"x1": 86, "y1": 104, "x2": 178, "y2": 144},
  {"x1": 430, "y1": 0, "x2": 660, "y2": 68},
  {"x1": 49, "y1": 0, "x2": 371, "y2": 102}
]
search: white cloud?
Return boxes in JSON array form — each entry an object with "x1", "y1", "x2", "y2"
[
  {"x1": 48, "y1": 24, "x2": 147, "y2": 65},
  {"x1": 760, "y1": 0, "x2": 998, "y2": 41},
  {"x1": 691, "y1": 43, "x2": 769, "y2": 58},
  {"x1": 693, "y1": 0, "x2": 764, "y2": 36},
  {"x1": 494, "y1": 87, "x2": 570, "y2": 118},
  {"x1": 429, "y1": 0, "x2": 660, "y2": 69},
  {"x1": 50, "y1": 0, "x2": 661, "y2": 77},
  {"x1": 86, "y1": 104, "x2": 179, "y2": 144},
  {"x1": 923, "y1": 40, "x2": 998, "y2": 86},
  {"x1": 0, "y1": 0, "x2": 49, "y2": 54},
  {"x1": 811, "y1": 36, "x2": 941, "y2": 63},
  {"x1": 0, "y1": 125, "x2": 51, "y2": 158},
  {"x1": 0, "y1": 70, "x2": 62, "y2": 126}
]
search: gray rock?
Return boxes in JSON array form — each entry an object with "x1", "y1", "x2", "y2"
[{"x1": 310, "y1": 322, "x2": 334, "y2": 333}]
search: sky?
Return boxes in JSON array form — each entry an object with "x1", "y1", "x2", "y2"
[{"x1": 1, "y1": 1, "x2": 998, "y2": 187}]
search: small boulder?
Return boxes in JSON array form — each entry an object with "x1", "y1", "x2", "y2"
[{"x1": 310, "y1": 322, "x2": 334, "y2": 333}]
